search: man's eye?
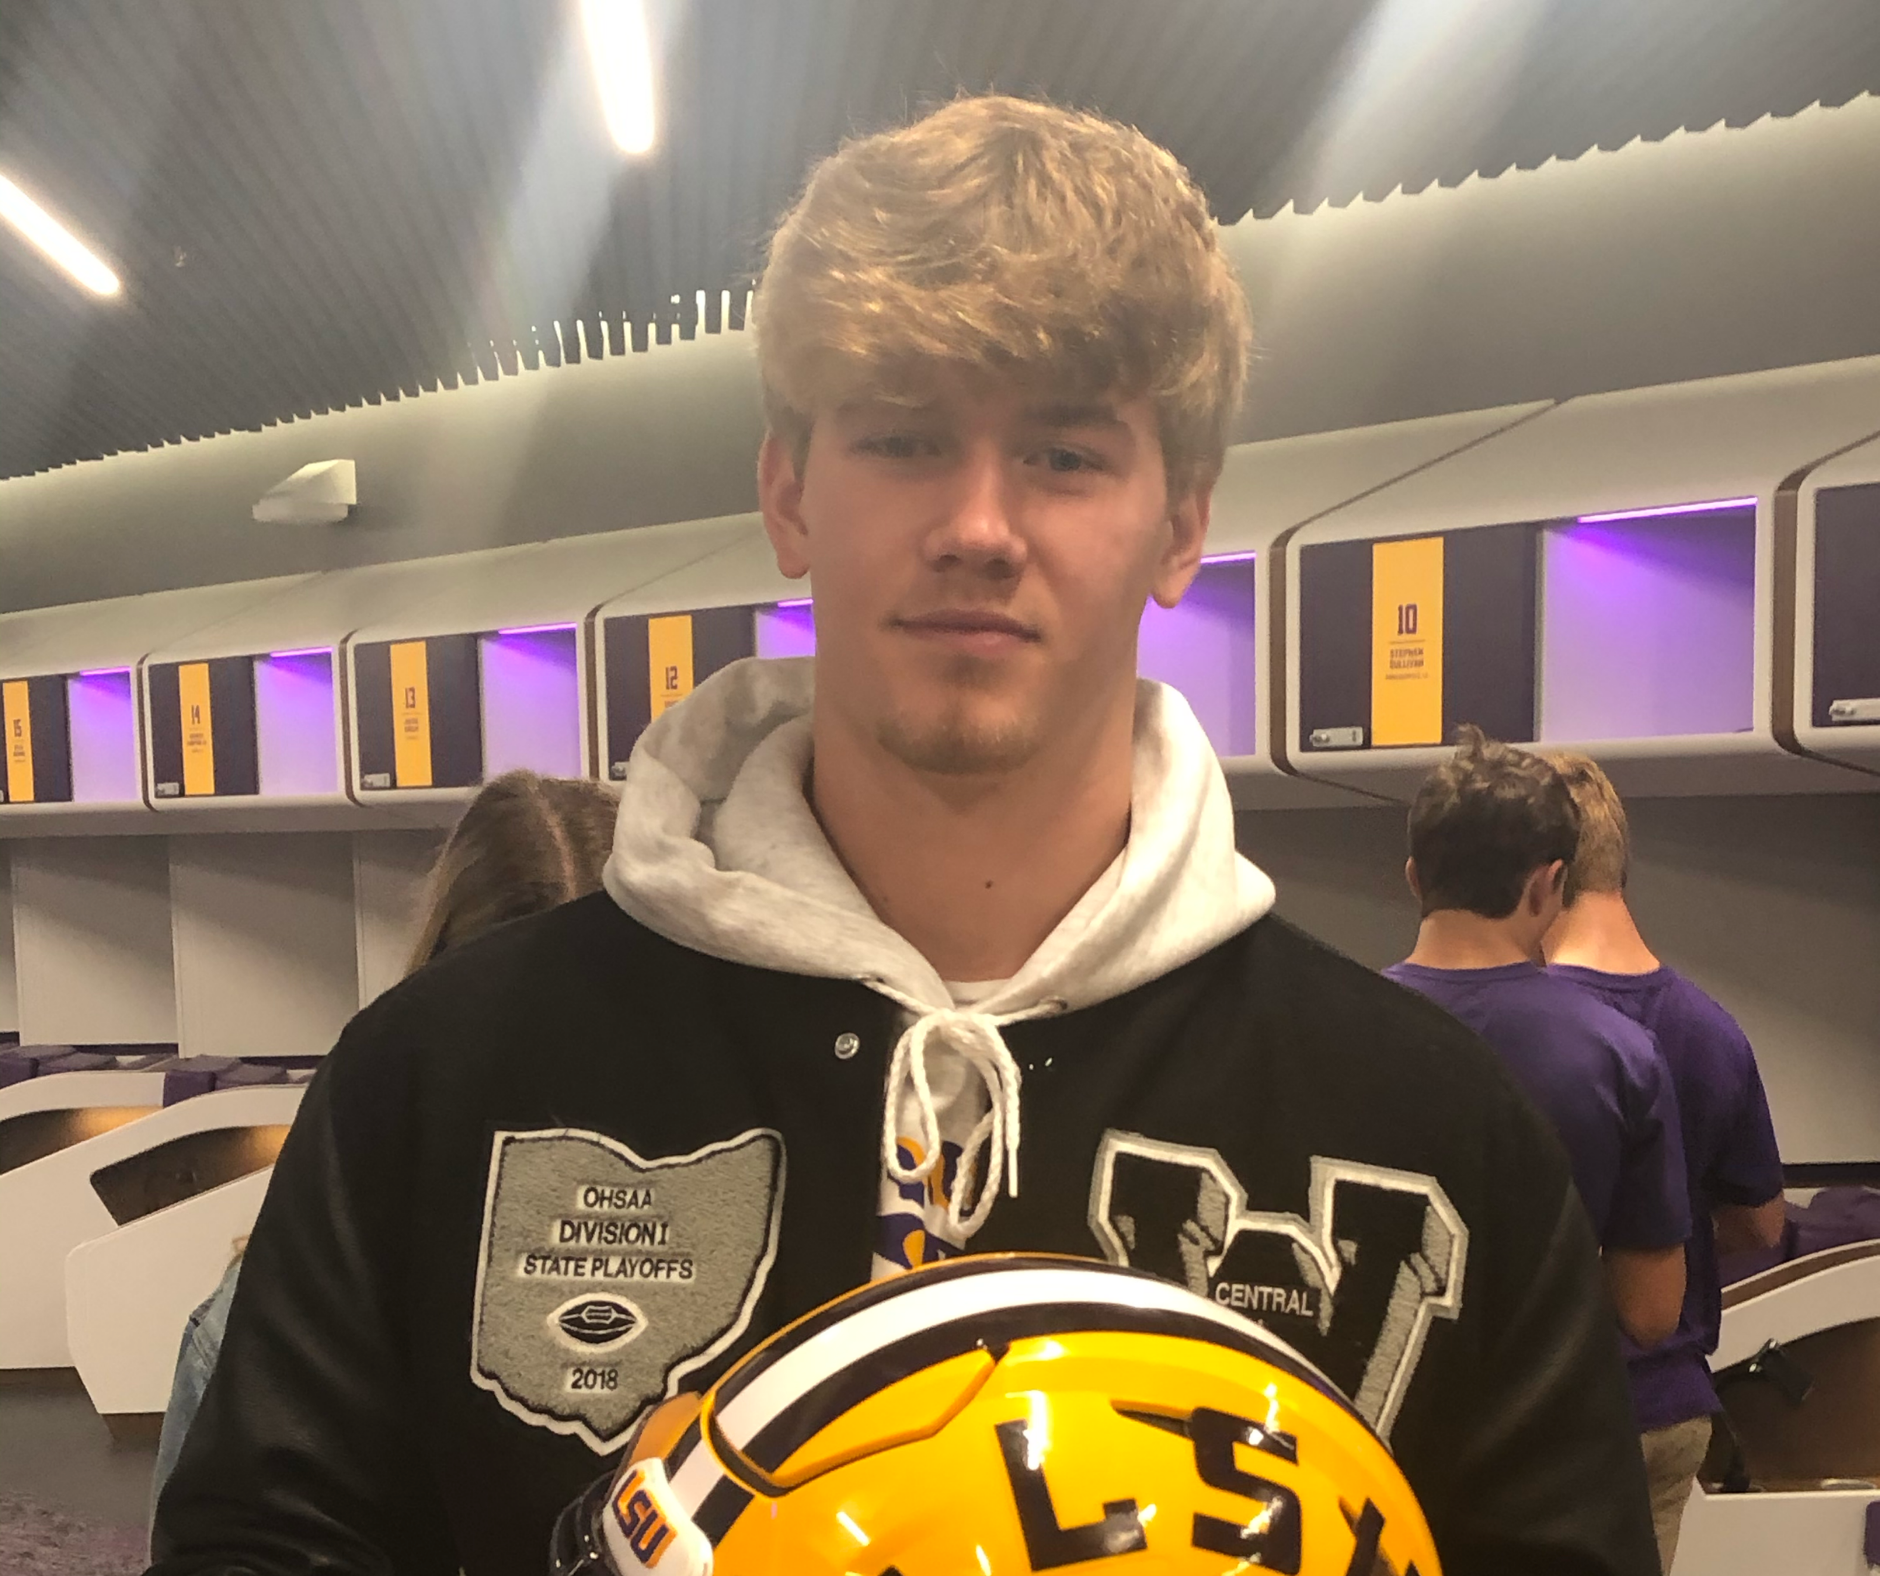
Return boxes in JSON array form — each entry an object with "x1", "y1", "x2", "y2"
[
  {"x1": 860, "y1": 433, "x2": 930, "y2": 459},
  {"x1": 1038, "y1": 446, "x2": 1097, "y2": 474}
]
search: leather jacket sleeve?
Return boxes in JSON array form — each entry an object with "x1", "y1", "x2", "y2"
[
  {"x1": 1440, "y1": 1172, "x2": 1661, "y2": 1576},
  {"x1": 146, "y1": 1042, "x2": 457, "y2": 1576}
]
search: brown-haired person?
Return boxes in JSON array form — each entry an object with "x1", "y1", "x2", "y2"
[
  {"x1": 148, "y1": 770, "x2": 619, "y2": 1519},
  {"x1": 1384, "y1": 732, "x2": 1692, "y2": 1484},
  {"x1": 150, "y1": 99, "x2": 1658, "y2": 1576},
  {"x1": 405, "y1": 769, "x2": 621, "y2": 969},
  {"x1": 1543, "y1": 751, "x2": 1785, "y2": 1572}
]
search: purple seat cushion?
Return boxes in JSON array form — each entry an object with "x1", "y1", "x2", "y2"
[
  {"x1": 1792, "y1": 1187, "x2": 1880, "y2": 1257},
  {"x1": 38, "y1": 1051, "x2": 117, "y2": 1075},
  {"x1": 213, "y1": 1063, "x2": 291, "y2": 1089},
  {"x1": 162, "y1": 1058, "x2": 242, "y2": 1107},
  {"x1": 0, "y1": 1046, "x2": 79, "y2": 1088},
  {"x1": 1719, "y1": 1188, "x2": 1880, "y2": 1284}
]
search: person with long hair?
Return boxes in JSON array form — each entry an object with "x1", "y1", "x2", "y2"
[
  {"x1": 149, "y1": 771, "x2": 619, "y2": 1521},
  {"x1": 403, "y1": 770, "x2": 620, "y2": 972}
]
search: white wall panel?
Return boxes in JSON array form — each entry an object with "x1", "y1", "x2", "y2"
[
  {"x1": 0, "y1": 846, "x2": 16, "y2": 1033},
  {"x1": 353, "y1": 829, "x2": 444, "y2": 1007},
  {"x1": 169, "y1": 833, "x2": 357, "y2": 1059},
  {"x1": 11, "y1": 838, "x2": 176, "y2": 1044},
  {"x1": 1237, "y1": 791, "x2": 1880, "y2": 1164},
  {"x1": 1621, "y1": 795, "x2": 1880, "y2": 1166}
]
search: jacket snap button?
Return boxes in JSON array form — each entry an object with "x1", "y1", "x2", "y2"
[{"x1": 833, "y1": 1033, "x2": 860, "y2": 1061}]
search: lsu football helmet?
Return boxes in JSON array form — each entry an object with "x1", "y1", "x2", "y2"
[{"x1": 550, "y1": 1253, "x2": 1440, "y2": 1575}]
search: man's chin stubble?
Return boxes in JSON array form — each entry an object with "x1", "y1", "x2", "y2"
[{"x1": 874, "y1": 707, "x2": 1040, "y2": 777}]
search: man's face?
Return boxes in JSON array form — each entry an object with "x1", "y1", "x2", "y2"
[{"x1": 758, "y1": 369, "x2": 1208, "y2": 778}]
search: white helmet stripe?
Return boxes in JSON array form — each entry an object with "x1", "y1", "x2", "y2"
[{"x1": 664, "y1": 1259, "x2": 1338, "y2": 1528}]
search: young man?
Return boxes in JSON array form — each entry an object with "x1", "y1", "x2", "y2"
[
  {"x1": 149, "y1": 99, "x2": 1658, "y2": 1576},
  {"x1": 1385, "y1": 729, "x2": 1691, "y2": 1359},
  {"x1": 1544, "y1": 750, "x2": 1786, "y2": 1573}
]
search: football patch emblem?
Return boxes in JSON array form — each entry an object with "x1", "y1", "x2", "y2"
[
  {"x1": 553, "y1": 1295, "x2": 642, "y2": 1349},
  {"x1": 470, "y1": 1126, "x2": 784, "y2": 1452}
]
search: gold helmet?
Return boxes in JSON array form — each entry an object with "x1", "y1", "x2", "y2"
[{"x1": 554, "y1": 1253, "x2": 1441, "y2": 1576}]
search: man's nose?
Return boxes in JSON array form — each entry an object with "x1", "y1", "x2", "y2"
[{"x1": 925, "y1": 446, "x2": 1026, "y2": 572}]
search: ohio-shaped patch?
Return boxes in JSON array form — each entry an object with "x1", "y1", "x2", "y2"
[{"x1": 469, "y1": 1126, "x2": 784, "y2": 1451}]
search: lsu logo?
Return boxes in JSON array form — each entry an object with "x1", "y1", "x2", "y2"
[
  {"x1": 877, "y1": 1135, "x2": 967, "y2": 1271},
  {"x1": 612, "y1": 1468, "x2": 673, "y2": 1568},
  {"x1": 600, "y1": 1457, "x2": 710, "y2": 1576}
]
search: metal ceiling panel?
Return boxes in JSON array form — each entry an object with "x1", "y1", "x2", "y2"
[{"x1": 0, "y1": 0, "x2": 1875, "y2": 478}]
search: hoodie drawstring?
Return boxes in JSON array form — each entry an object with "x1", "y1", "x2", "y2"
[{"x1": 876, "y1": 998, "x2": 1061, "y2": 1242}]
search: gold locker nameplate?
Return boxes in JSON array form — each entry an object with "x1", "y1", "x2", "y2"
[
  {"x1": 1371, "y1": 536, "x2": 1445, "y2": 747},
  {"x1": 647, "y1": 614, "x2": 695, "y2": 721},
  {"x1": 390, "y1": 640, "x2": 434, "y2": 789},
  {"x1": 3, "y1": 679, "x2": 33, "y2": 804},
  {"x1": 178, "y1": 662, "x2": 217, "y2": 795}
]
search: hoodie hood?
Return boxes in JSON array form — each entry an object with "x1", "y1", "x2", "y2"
[{"x1": 603, "y1": 656, "x2": 1275, "y2": 1017}]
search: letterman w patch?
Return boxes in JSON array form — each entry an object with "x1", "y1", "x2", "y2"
[
  {"x1": 1088, "y1": 1131, "x2": 1466, "y2": 1441},
  {"x1": 470, "y1": 1127, "x2": 783, "y2": 1452}
]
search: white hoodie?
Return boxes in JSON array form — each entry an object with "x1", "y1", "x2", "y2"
[{"x1": 603, "y1": 656, "x2": 1275, "y2": 1277}]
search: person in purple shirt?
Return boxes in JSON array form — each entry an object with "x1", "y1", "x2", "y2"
[
  {"x1": 1383, "y1": 729, "x2": 1690, "y2": 1422},
  {"x1": 1543, "y1": 751, "x2": 1786, "y2": 1573}
]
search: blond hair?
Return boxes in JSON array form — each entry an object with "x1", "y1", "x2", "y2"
[
  {"x1": 406, "y1": 771, "x2": 620, "y2": 974},
  {"x1": 1540, "y1": 750, "x2": 1629, "y2": 899},
  {"x1": 755, "y1": 94, "x2": 1252, "y2": 495}
]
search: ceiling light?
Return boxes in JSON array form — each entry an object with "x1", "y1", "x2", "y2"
[
  {"x1": 0, "y1": 171, "x2": 120, "y2": 296},
  {"x1": 581, "y1": 0, "x2": 657, "y2": 155},
  {"x1": 1576, "y1": 496, "x2": 1757, "y2": 525}
]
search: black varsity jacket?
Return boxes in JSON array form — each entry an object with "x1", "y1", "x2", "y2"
[{"x1": 148, "y1": 892, "x2": 1659, "y2": 1576}]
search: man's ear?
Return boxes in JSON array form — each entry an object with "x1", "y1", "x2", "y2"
[
  {"x1": 1404, "y1": 856, "x2": 1422, "y2": 901},
  {"x1": 758, "y1": 432, "x2": 812, "y2": 581},
  {"x1": 1149, "y1": 484, "x2": 1211, "y2": 610},
  {"x1": 1526, "y1": 861, "x2": 1567, "y2": 915}
]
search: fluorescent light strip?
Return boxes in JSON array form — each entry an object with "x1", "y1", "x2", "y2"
[
  {"x1": 495, "y1": 622, "x2": 577, "y2": 637},
  {"x1": 1200, "y1": 549, "x2": 1259, "y2": 566},
  {"x1": 1576, "y1": 496, "x2": 1757, "y2": 526},
  {"x1": 77, "y1": 666, "x2": 131, "y2": 678},
  {"x1": 268, "y1": 646, "x2": 332, "y2": 660},
  {"x1": 581, "y1": 0, "x2": 657, "y2": 155},
  {"x1": 773, "y1": 598, "x2": 813, "y2": 609},
  {"x1": 0, "y1": 172, "x2": 120, "y2": 296}
]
